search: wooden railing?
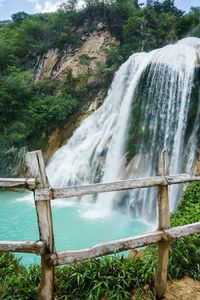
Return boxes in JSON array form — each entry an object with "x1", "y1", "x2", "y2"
[{"x1": 0, "y1": 149, "x2": 200, "y2": 300}]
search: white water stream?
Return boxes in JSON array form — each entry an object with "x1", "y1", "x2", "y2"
[{"x1": 47, "y1": 37, "x2": 200, "y2": 223}]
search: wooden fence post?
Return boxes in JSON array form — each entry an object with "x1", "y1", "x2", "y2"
[
  {"x1": 193, "y1": 148, "x2": 200, "y2": 176},
  {"x1": 156, "y1": 149, "x2": 170, "y2": 299},
  {"x1": 26, "y1": 150, "x2": 54, "y2": 300}
]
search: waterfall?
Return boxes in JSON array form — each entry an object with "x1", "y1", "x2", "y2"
[{"x1": 47, "y1": 37, "x2": 200, "y2": 222}]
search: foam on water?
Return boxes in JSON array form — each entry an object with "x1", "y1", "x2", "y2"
[{"x1": 0, "y1": 192, "x2": 152, "y2": 265}]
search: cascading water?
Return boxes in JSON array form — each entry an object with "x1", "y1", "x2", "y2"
[{"x1": 47, "y1": 37, "x2": 200, "y2": 223}]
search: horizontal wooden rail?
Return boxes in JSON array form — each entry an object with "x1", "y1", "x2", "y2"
[
  {"x1": 46, "y1": 222, "x2": 200, "y2": 266},
  {"x1": 0, "y1": 178, "x2": 36, "y2": 190},
  {"x1": 0, "y1": 240, "x2": 46, "y2": 254},
  {"x1": 35, "y1": 174, "x2": 200, "y2": 201}
]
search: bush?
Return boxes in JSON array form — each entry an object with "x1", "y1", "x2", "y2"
[
  {"x1": 168, "y1": 182, "x2": 200, "y2": 280},
  {"x1": 0, "y1": 253, "x2": 39, "y2": 299}
]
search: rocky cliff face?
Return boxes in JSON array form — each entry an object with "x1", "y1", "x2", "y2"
[
  {"x1": 34, "y1": 25, "x2": 117, "y2": 82},
  {"x1": 36, "y1": 24, "x2": 117, "y2": 163}
]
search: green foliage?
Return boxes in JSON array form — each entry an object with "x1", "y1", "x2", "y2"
[
  {"x1": 60, "y1": 0, "x2": 78, "y2": 12},
  {"x1": 168, "y1": 182, "x2": 200, "y2": 279},
  {"x1": 177, "y1": 7, "x2": 200, "y2": 37},
  {"x1": 0, "y1": 252, "x2": 155, "y2": 300},
  {"x1": 0, "y1": 0, "x2": 199, "y2": 175},
  {"x1": 79, "y1": 55, "x2": 92, "y2": 66},
  {"x1": 0, "y1": 67, "x2": 81, "y2": 176},
  {"x1": 0, "y1": 253, "x2": 39, "y2": 299},
  {"x1": 171, "y1": 182, "x2": 200, "y2": 226},
  {"x1": 0, "y1": 1, "x2": 198, "y2": 65},
  {"x1": 0, "y1": 63, "x2": 108, "y2": 176},
  {"x1": 55, "y1": 255, "x2": 156, "y2": 300},
  {"x1": 11, "y1": 12, "x2": 29, "y2": 22},
  {"x1": 0, "y1": 1, "x2": 200, "y2": 298},
  {"x1": 168, "y1": 234, "x2": 200, "y2": 280}
]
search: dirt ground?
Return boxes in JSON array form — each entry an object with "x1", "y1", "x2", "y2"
[
  {"x1": 164, "y1": 277, "x2": 200, "y2": 300},
  {"x1": 131, "y1": 277, "x2": 200, "y2": 299}
]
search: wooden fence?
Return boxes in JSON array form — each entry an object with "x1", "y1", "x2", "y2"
[{"x1": 0, "y1": 149, "x2": 200, "y2": 300}]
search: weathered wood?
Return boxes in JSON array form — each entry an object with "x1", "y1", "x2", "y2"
[
  {"x1": 0, "y1": 178, "x2": 36, "y2": 189},
  {"x1": 157, "y1": 150, "x2": 170, "y2": 229},
  {"x1": 26, "y1": 150, "x2": 54, "y2": 300},
  {"x1": 156, "y1": 150, "x2": 170, "y2": 299},
  {"x1": 164, "y1": 174, "x2": 200, "y2": 184},
  {"x1": 164, "y1": 222, "x2": 200, "y2": 238},
  {"x1": 34, "y1": 174, "x2": 200, "y2": 201},
  {"x1": 193, "y1": 148, "x2": 200, "y2": 176},
  {"x1": 0, "y1": 240, "x2": 46, "y2": 254},
  {"x1": 47, "y1": 231, "x2": 164, "y2": 266},
  {"x1": 46, "y1": 222, "x2": 200, "y2": 266}
]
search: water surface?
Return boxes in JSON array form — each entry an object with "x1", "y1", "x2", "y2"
[{"x1": 0, "y1": 191, "x2": 151, "y2": 265}]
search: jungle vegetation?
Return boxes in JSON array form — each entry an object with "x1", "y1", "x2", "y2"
[{"x1": 0, "y1": 0, "x2": 200, "y2": 175}]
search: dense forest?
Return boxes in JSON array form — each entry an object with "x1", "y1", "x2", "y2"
[{"x1": 0, "y1": 0, "x2": 200, "y2": 176}]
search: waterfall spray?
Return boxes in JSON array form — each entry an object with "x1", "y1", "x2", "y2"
[{"x1": 47, "y1": 37, "x2": 200, "y2": 222}]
